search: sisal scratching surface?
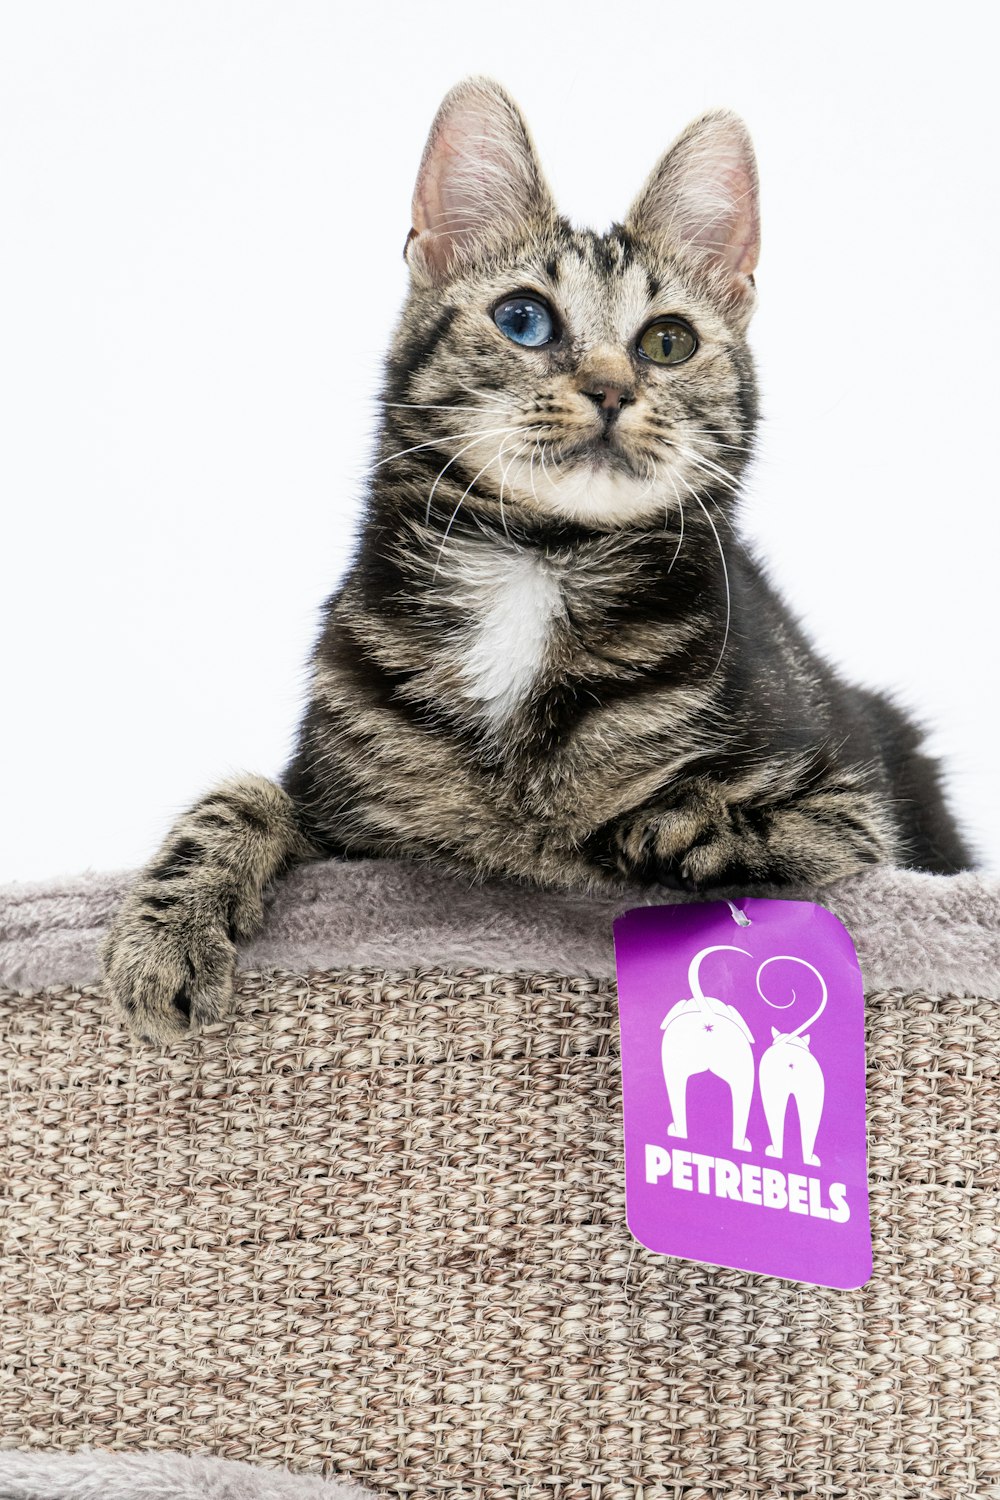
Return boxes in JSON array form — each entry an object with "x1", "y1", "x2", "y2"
[{"x1": 0, "y1": 970, "x2": 998, "y2": 1500}]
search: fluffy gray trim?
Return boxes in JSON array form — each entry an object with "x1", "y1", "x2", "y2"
[
  {"x1": 0, "y1": 1450, "x2": 374, "y2": 1500},
  {"x1": 0, "y1": 859, "x2": 998, "y2": 998}
]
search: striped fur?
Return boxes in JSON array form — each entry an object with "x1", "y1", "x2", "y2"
[{"x1": 104, "y1": 79, "x2": 970, "y2": 1039}]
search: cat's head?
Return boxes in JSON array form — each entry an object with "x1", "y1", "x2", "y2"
[{"x1": 382, "y1": 78, "x2": 760, "y2": 533}]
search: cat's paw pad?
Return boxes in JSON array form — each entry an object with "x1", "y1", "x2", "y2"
[{"x1": 102, "y1": 900, "x2": 236, "y2": 1042}]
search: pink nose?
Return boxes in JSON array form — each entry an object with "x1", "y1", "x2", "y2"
[{"x1": 581, "y1": 385, "x2": 634, "y2": 411}]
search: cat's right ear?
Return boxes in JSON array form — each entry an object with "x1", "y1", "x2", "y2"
[{"x1": 405, "y1": 78, "x2": 554, "y2": 285}]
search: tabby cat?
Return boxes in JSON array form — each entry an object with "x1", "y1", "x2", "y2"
[{"x1": 104, "y1": 78, "x2": 970, "y2": 1040}]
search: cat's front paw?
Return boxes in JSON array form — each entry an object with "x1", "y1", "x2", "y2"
[
  {"x1": 609, "y1": 779, "x2": 734, "y2": 888},
  {"x1": 609, "y1": 771, "x2": 890, "y2": 889},
  {"x1": 102, "y1": 895, "x2": 237, "y2": 1042}
]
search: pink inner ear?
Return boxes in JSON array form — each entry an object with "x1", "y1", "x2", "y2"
[
  {"x1": 683, "y1": 165, "x2": 758, "y2": 277},
  {"x1": 408, "y1": 81, "x2": 549, "y2": 280},
  {"x1": 414, "y1": 124, "x2": 476, "y2": 238},
  {"x1": 410, "y1": 123, "x2": 488, "y2": 277},
  {"x1": 628, "y1": 112, "x2": 760, "y2": 285},
  {"x1": 716, "y1": 167, "x2": 758, "y2": 276}
]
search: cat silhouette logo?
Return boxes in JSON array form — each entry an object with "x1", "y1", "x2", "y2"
[
  {"x1": 662, "y1": 945, "x2": 828, "y2": 1164},
  {"x1": 660, "y1": 945, "x2": 757, "y2": 1153},
  {"x1": 615, "y1": 900, "x2": 872, "y2": 1289}
]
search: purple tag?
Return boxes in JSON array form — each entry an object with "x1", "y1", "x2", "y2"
[{"x1": 614, "y1": 898, "x2": 872, "y2": 1289}]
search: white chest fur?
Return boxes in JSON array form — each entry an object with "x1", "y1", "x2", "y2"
[{"x1": 437, "y1": 539, "x2": 564, "y2": 725}]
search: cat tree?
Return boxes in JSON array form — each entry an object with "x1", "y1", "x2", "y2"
[{"x1": 1, "y1": 858, "x2": 998, "y2": 1500}]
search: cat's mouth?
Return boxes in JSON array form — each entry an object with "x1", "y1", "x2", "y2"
[{"x1": 560, "y1": 434, "x2": 637, "y2": 477}]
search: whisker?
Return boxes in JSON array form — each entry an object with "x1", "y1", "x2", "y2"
[
  {"x1": 496, "y1": 433, "x2": 531, "y2": 541},
  {"x1": 676, "y1": 429, "x2": 750, "y2": 454},
  {"x1": 665, "y1": 469, "x2": 686, "y2": 572},
  {"x1": 528, "y1": 443, "x2": 542, "y2": 508},
  {"x1": 674, "y1": 445, "x2": 741, "y2": 494},
  {"x1": 432, "y1": 453, "x2": 505, "y2": 580},
  {"x1": 634, "y1": 453, "x2": 659, "y2": 505},
  {"x1": 537, "y1": 440, "x2": 555, "y2": 492},
  {"x1": 670, "y1": 448, "x2": 744, "y2": 542},
  {"x1": 539, "y1": 438, "x2": 567, "y2": 494},
  {"x1": 677, "y1": 472, "x2": 731, "y2": 676},
  {"x1": 424, "y1": 431, "x2": 513, "y2": 526},
  {"x1": 457, "y1": 381, "x2": 514, "y2": 409},
  {"x1": 671, "y1": 450, "x2": 762, "y2": 559},
  {"x1": 367, "y1": 424, "x2": 517, "y2": 475},
  {"x1": 379, "y1": 401, "x2": 512, "y2": 414}
]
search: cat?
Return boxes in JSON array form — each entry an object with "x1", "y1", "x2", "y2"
[
  {"x1": 102, "y1": 77, "x2": 971, "y2": 1041},
  {"x1": 661, "y1": 945, "x2": 756, "y2": 1154}
]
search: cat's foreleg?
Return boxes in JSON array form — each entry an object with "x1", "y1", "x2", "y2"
[{"x1": 102, "y1": 775, "x2": 319, "y2": 1041}]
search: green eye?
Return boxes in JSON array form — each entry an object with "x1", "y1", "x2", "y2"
[{"x1": 637, "y1": 318, "x2": 697, "y2": 366}]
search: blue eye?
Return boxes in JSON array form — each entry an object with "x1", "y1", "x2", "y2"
[{"x1": 493, "y1": 295, "x2": 555, "y2": 348}]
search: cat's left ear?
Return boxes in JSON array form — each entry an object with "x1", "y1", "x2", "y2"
[
  {"x1": 406, "y1": 77, "x2": 555, "y2": 285},
  {"x1": 626, "y1": 110, "x2": 760, "y2": 319}
]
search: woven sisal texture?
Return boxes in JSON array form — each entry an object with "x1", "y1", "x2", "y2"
[{"x1": 1, "y1": 970, "x2": 998, "y2": 1499}]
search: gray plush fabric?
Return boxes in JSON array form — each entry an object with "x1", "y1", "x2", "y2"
[
  {"x1": 0, "y1": 1450, "x2": 374, "y2": 1500},
  {"x1": 0, "y1": 859, "x2": 998, "y2": 999}
]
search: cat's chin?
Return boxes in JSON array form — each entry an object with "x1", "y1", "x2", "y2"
[{"x1": 511, "y1": 459, "x2": 667, "y2": 530}]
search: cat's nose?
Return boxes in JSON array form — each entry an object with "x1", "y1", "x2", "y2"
[{"x1": 581, "y1": 385, "x2": 634, "y2": 413}]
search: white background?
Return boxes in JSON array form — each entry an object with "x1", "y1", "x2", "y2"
[{"x1": 1, "y1": 1, "x2": 996, "y2": 884}]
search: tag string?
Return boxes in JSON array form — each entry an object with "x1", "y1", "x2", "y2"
[{"x1": 725, "y1": 899, "x2": 751, "y2": 928}]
